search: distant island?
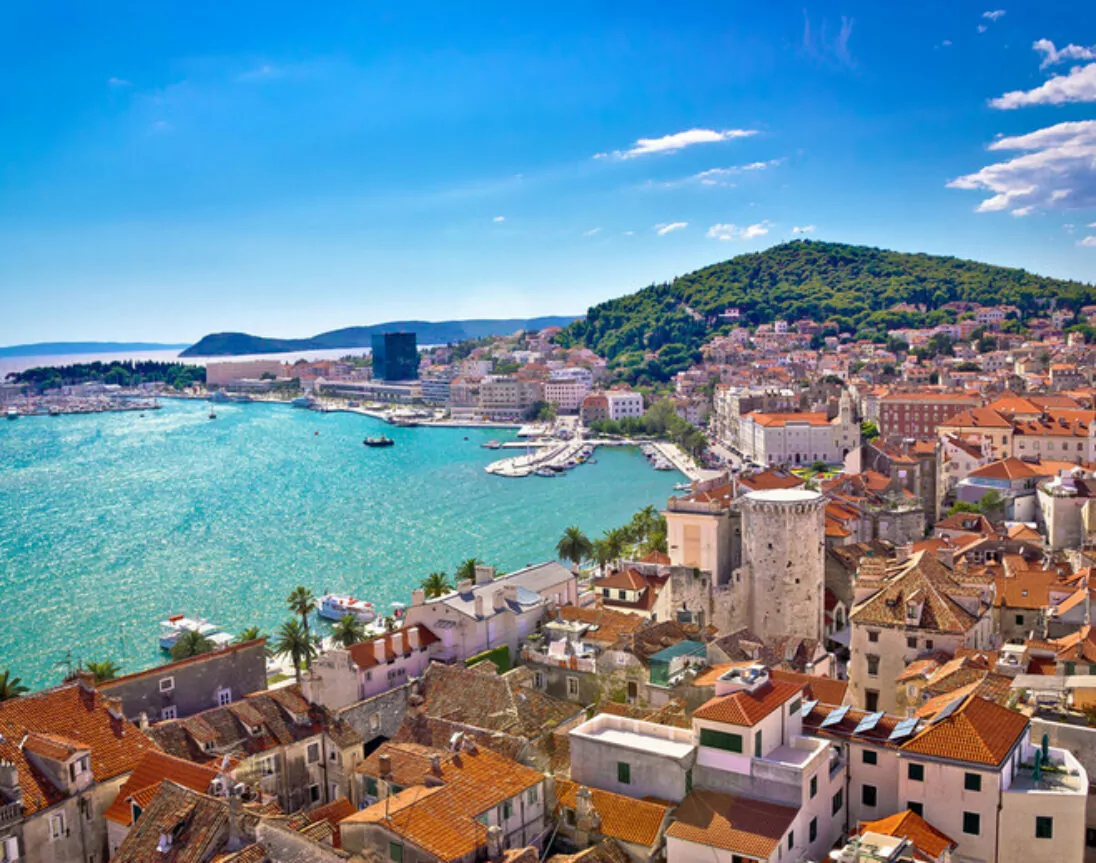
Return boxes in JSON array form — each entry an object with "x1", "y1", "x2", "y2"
[
  {"x1": 0, "y1": 341, "x2": 190, "y2": 359},
  {"x1": 182, "y1": 316, "x2": 580, "y2": 357}
]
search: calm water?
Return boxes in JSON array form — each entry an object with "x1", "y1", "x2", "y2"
[{"x1": 0, "y1": 400, "x2": 680, "y2": 687}]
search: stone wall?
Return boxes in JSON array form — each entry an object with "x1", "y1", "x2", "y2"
[{"x1": 336, "y1": 684, "x2": 412, "y2": 750}]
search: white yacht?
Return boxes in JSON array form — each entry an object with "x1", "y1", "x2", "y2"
[
  {"x1": 158, "y1": 615, "x2": 233, "y2": 651},
  {"x1": 318, "y1": 594, "x2": 377, "y2": 623}
]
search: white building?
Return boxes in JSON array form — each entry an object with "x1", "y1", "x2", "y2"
[
  {"x1": 738, "y1": 392, "x2": 858, "y2": 466},
  {"x1": 605, "y1": 390, "x2": 644, "y2": 421},
  {"x1": 205, "y1": 359, "x2": 285, "y2": 386},
  {"x1": 543, "y1": 376, "x2": 590, "y2": 412}
]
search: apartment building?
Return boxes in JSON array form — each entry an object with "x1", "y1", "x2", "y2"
[
  {"x1": 605, "y1": 390, "x2": 644, "y2": 421},
  {"x1": 878, "y1": 392, "x2": 980, "y2": 439},
  {"x1": 478, "y1": 375, "x2": 543, "y2": 420}
]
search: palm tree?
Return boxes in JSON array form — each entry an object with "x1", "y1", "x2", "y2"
[
  {"x1": 273, "y1": 619, "x2": 318, "y2": 685},
  {"x1": 331, "y1": 614, "x2": 367, "y2": 649},
  {"x1": 234, "y1": 626, "x2": 265, "y2": 644},
  {"x1": 421, "y1": 571, "x2": 453, "y2": 599},
  {"x1": 0, "y1": 670, "x2": 28, "y2": 702},
  {"x1": 601, "y1": 527, "x2": 628, "y2": 565},
  {"x1": 84, "y1": 660, "x2": 122, "y2": 683},
  {"x1": 455, "y1": 557, "x2": 484, "y2": 583},
  {"x1": 556, "y1": 526, "x2": 594, "y2": 571},
  {"x1": 592, "y1": 538, "x2": 613, "y2": 572},
  {"x1": 286, "y1": 586, "x2": 316, "y2": 668},
  {"x1": 170, "y1": 630, "x2": 214, "y2": 661}
]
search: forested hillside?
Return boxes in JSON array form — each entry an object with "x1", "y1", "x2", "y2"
[{"x1": 557, "y1": 240, "x2": 1094, "y2": 380}]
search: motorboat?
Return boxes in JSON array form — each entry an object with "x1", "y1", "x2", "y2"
[
  {"x1": 5, "y1": 407, "x2": 18, "y2": 420},
  {"x1": 318, "y1": 594, "x2": 377, "y2": 623},
  {"x1": 482, "y1": 440, "x2": 502, "y2": 450},
  {"x1": 209, "y1": 409, "x2": 217, "y2": 420},
  {"x1": 535, "y1": 468, "x2": 556, "y2": 477},
  {"x1": 674, "y1": 482, "x2": 693, "y2": 491},
  {"x1": 291, "y1": 396, "x2": 314, "y2": 409},
  {"x1": 158, "y1": 615, "x2": 233, "y2": 651},
  {"x1": 364, "y1": 436, "x2": 394, "y2": 447}
]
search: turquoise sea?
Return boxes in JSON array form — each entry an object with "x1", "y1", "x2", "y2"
[{"x1": 0, "y1": 400, "x2": 680, "y2": 688}]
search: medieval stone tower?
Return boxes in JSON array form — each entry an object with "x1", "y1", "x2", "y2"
[{"x1": 735, "y1": 488, "x2": 826, "y2": 643}]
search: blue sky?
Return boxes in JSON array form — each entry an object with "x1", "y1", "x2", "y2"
[{"x1": 1, "y1": 1, "x2": 1095, "y2": 345}]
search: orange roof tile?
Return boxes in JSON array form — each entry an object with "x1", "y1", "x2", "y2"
[
  {"x1": 554, "y1": 780, "x2": 670, "y2": 848},
  {"x1": 901, "y1": 695, "x2": 1027, "y2": 766},
  {"x1": 859, "y1": 810, "x2": 958, "y2": 859},
  {"x1": 666, "y1": 790, "x2": 796, "y2": 858},
  {"x1": 347, "y1": 624, "x2": 440, "y2": 670},
  {"x1": 769, "y1": 670, "x2": 848, "y2": 706},
  {"x1": 104, "y1": 750, "x2": 220, "y2": 826},
  {"x1": 694, "y1": 680, "x2": 804, "y2": 727},
  {"x1": 594, "y1": 568, "x2": 649, "y2": 592}
]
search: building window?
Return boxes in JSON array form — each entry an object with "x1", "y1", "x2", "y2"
[
  {"x1": 527, "y1": 785, "x2": 538, "y2": 806},
  {"x1": 788, "y1": 831, "x2": 794, "y2": 850},
  {"x1": 755, "y1": 730, "x2": 763, "y2": 758},
  {"x1": 832, "y1": 789, "x2": 843, "y2": 815},
  {"x1": 617, "y1": 762, "x2": 631, "y2": 785},
  {"x1": 810, "y1": 775, "x2": 818, "y2": 799},
  {"x1": 566, "y1": 677, "x2": 579, "y2": 698},
  {"x1": 865, "y1": 690, "x2": 879, "y2": 712},
  {"x1": 809, "y1": 817, "x2": 818, "y2": 843},
  {"x1": 789, "y1": 698, "x2": 801, "y2": 716},
  {"x1": 307, "y1": 742, "x2": 320, "y2": 764},
  {"x1": 862, "y1": 785, "x2": 878, "y2": 808},
  {"x1": 925, "y1": 639, "x2": 933, "y2": 650},
  {"x1": 1036, "y1": 817, "x2": 1053, "y2": 839},
  {"x1": 160, "y1": 705, "x2": 177, "y2": 721},
  {"x1": 908, "y1": 801, "x2": 923, "y2": 816},
  {"x1": 533, "y1": 672, "x2": 545, "y2": 690},
  {"x1": 260, "y1": 756, "x2": 276, "y2": 776},
  {"x1": 963, "y1": 812, "x2": 980, "y2": 835},
  {"x1": 868, "y1": 631, "x2": 879, "y2": 643},
  {"x1": 964, "y1": 772, "x2": 982, "y2": 792},
  {"x1": 159, "y1": 677, "x2": 175, "y2": 693},
  {"x1": 50, "y1": 813, "x2": 65, "y2": 840},
  {"x1": 862, "y1": 750, "x2": 877, "y2": 765},
  {"x1": 866, "y1": 655, "x2": 880, "y2": 676},
  {"x1": 700, "y1": 728, "x2": 743, "y2": 753},
  {"x1": 216, "y1": 687, "x2": 232, "y2": 706},
  {"x1": 388, "y1": 841, "x2": 403, "y2": 862},
  {"x1": 1015, "y1": 614, "x2": 1024, "y2": 626},
  {"x1": 309, "y1": 784, "x2": 321, "y2": 804},
  {"x1": 908, "y1": 763, "x2": 924, "y2": 782},
  {"x1": 906, "y1": 636, "x2": 917, "y2": 649},
  {"x1": 364, "y1": 777, "x2": 378, "y2": 797},
  {"x1": 503, "y1": 800, "x2": 513, "y2": 820}
]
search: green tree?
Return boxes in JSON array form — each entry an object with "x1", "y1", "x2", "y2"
[
  {"x1": 273, "y1": 619, "x2": 317, "y2": 685},
  {"x1": 947, "y1": 501, "x2": 981, "y2": 516},
  {"x1": 455, "y1": 558, "x2": 484, "y2": 582},
  {"x1": 860, "y1": 420, "x2": 880, "y2": 441},
  {"x1": 171, "y1": 630, "x2": 214, "y2": 661},
  {"x1": 286, "y1": 586, "x2": 316, "y2": 669},
  {"x1": 84, "y1": 660, "x2": 122, "y2": 683},
  {"x1": 234, "y1": 626, "x2": 265, "y2": 644},
  {"x1": 978, "y1": 490, "x2": 1005, "y2": 519},
  {"x1": 421, "y1": 571, "x2": 454, "y2": 599},
  {"x1": 0, "y1": 670, "x2": 28, "y2": 702},
  {"x1": 556, "y1": 526, "x2": 594, "y2": 570},
  {"x1": 600, "y1": 527, "x2": 629, "y2": 566},
  {"x1": 592, "y1": 538, "x2": 613, "y2": 571},
  {"x1": 331, "y1": 614, "x2": 367, "y2": 649}
]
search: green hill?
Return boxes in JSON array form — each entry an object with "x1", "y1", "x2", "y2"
[{"x1": 557, "y1": 240, "x2": 1094, "y2": 376}]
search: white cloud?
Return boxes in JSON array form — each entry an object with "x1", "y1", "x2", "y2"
[
  {"x1": 947, "y1": 120, "x2": 1096, "y2": 214},
  {"x1": 1034, "y1": 39, "x2": 1096, "y2": 68},
  {"x1": 942, "y1": 40, "x2": 953, "y2": 47},
  {"x1": 655, "y1": 222, "x2": 688, "y2": 235},
  {"x1": 492, "y1": 216, "x2": 505, "y2": 223},
  {"x1": 1090, "y1": 222, "x2": 1096, "y2": 227},
  {"x1": 623, "y1": 230, "x2": 635, "y2": 236},
  {"x1": 237, "y1": 64, "x2": 281, "y2": 82},
  {"x1": 583, "y1": 227, "x2": 602, "y2": 236},
  {"x1": 1080, "y1": 236, "x2": 1096, "y2": 247},
  {"x1": 107, "y1": 76, "x2": 131, "y2": 87},
  {"x1": 706, "y1": 221, "x2": 772, "y2": 241},
  {"x1": 792, "y1": 225, "x2": 816, "y2": 234},
  {"x1": 597, "y1": 128, "x2": 756, "y2": 160},
  {"x1": 991, "y1": 62, "x2": 1096, "y2": 109},
  {"x1": 1011, "y1": 206, "x2": 1033, "y2": 217},
  {"x1": 983, "y1": 9, "x2": 1006, "y2": 21},
  {"x1": 802, "y1": 13, "x2": 856, "y2": 68},
  {"x1": 977, "y1": 25, "x2": 989, "y2": 34}
]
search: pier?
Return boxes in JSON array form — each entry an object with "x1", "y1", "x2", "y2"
[{"x1": 484, "y1": 439, "x2": 591, "y2": 477}]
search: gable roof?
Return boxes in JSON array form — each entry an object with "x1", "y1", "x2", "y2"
[
  {"x1": 347, "y1": 624, "x2": 440, "y2": 670},
  {"x1": 859, "y1": 810, "x2": 958, "y2": 860},
  {"x1": 769, "y1": 670, "x2": 848, "y2": 706},
  {"x1": 0, "y1": 682, "x2": 158, "y2": 816},
  {"x1": 105, "y1": 750, "x2": 220, "y2": 826},
  {"x1": 554, "y1": 780, "x2": 671, "y2": 848},
  {"x1": 693, "y1": 680, "x2": 804, "y2": 727},
  {"x1": 666, "y1": 790, "x2": 796, "y2": 858},
  {"x1": 901, "y1": 694, "x2": 1027, "y2": 766}
]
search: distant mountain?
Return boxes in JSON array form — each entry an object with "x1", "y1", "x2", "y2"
[
  {"x1": 0, "y1": 341, "x2": 189, "y2": 358},
  {"x1": 558, "y1": 240, "x2": 1095, "y2": 361},
  {"x1": 181, "y1": 317, "x2": 580, "y2": 357}
]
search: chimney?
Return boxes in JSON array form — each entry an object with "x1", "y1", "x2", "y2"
[
  {"x1": 105, "y1": 696, "x2": 126, "y2": 722},
  {"x1": 225, "y1": 793, "x2": 247, "y2": 852},
  {"x1": 408, "y1": 627, "x2": 420, "y2": 651},
  {"x1": 474, "y1": 595, "x2": 485, "y2": 618},
  {"x1": 574, "y1": 785, "x2": 601, "y2": 846},
  {"x1": 0, "y1": 761, "x2": 21, "y2": 806},
  {"x1": 475, "y1": 565, "x2": 495, "y2": 585},
  {"x1": 458, "y1": 579, "x2": 473, "y2": 594},
  {"x1": 374, "y1": 640, "x2": 387, "y2": 663},
  {"x1": 429, "y1": 754, "x2": 443, "y2": 777},
  {"x1": 486, "y1": 825, "x2": 504, "y2": 861},
  {"x1": 392, "y1": 631, "x2": 404, "y2": 655},
  {"x1": 492, "y1": 590, "x2": 506, "y2": 612},
  {"x1": 896, "y1": 542, "x2": 913, "y2": 563},
  {"x1": 412, "y1": 589, "x2": 426, "y2": 607},
  {"x1": 74, "y1": 670, "x2": 95, "y2": 692},
  {"x1": 137, "y1": 712, "x2": 149, "y2": 732},
  {"x1": 378, "y1": 753, "x2": 392, "y2": 780},
  {"x1": 462, "y1": 735, "x2": 478, "y2": 755}
]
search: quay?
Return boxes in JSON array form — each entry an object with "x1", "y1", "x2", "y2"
[{"x1": 485, "y1": 438, "x2": 590, "y2": 477}]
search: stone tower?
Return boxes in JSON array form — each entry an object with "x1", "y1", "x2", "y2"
[{"x1": 735, "y1": 488, "x2": 826, "y2": 643}]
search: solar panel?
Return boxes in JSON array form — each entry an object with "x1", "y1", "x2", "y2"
[
  {"x1": 853, "y1": 711, "x2": 885, "y2": 735},
  {"x1": 820, "y1": 704, "x2": 851, "y2": 728},
  {"x1": 888, "y1": 717, "x2": 919, "y2": 741},
  {"x1": 801, "y1": 699, "x2": 818, "y2": 718},
  {"x1": 931, "y1": 694, "x2": 966, "y2": 724}
]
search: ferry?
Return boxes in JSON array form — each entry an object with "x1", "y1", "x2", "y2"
[
  {"x1": 5, "y1": 407, "x2": 18, "y2": 420},
  {"x1": 158, "y1": 615, "x2": 233, "y2": 651},
  {"x1": 364, "y1": 436, "x2": 394, "y2": 447},
  {"x1": 318, "y1": 594, "x2": 377, "y2": 623}
]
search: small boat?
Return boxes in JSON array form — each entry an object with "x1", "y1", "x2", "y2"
[
  {"x1": 482, "y1": 440, "x2": 502, "y2": 450},
  {"x1": 318, "y1": 594, "x2": 377, "y2": 623},
  {"x1": 5, "y1": 407, "x2": 18, "y2": 420},
  {"x1": 209, "y1": 410, "x2": 217, "y2": 420},
  {"x1": 674, "y1": 482, "x2": 693, "y2": 491},
  {"x1": 291, "y1": 396, "x2": 314, "y2": 409},
  {"x1": 158, "y1": 615, "x2": 233, "y2": 651},
  {"x1": 535, "y1": 468, "x2": 556, "y2": 477},
  {"x1": 364, "y1": 436, "x2": 394, "y2": 447}
]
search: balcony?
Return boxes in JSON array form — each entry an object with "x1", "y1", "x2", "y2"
[
  {"x1": 522, "y1": 646, "x2": 597, "y2": 674},
  {"x1": 1008, "y1": 746, "x2": 1087, "y2": 795},
  {"x1": 0, "y1": 801, "x2": 22, "y2": 827}
]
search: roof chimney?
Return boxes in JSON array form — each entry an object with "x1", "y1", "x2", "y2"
[
  {"x1": 458, "y1": 579, "x2": 473, "y2": 594},
  {"x1": 475, "y1": 565, "x2": 495, "y2": 585},
  {"x1": 474, "y1": 595, "x2": 485, "y2": 618},
  {"x1": 391, "y1": 631, "x2": 404, "y2": 655},
  {"x1": 74, "y1": 670, "x2": 95, "y2": 692},
  {"x1": 105, "y1": 696, "x2": 126, "y2": 721},
  {"x1": 374, "y1": 640, "x2": 387, "y2": 663},
  {"x1": 412, "y1": 589, "x2": 426, "y2": 607},
  {"x1": 378, "y1": 753, "x2": 392, "y2": 780},
  {"x1": 492, "y1": 590, "x2": 506, "y2": 612},
  {"x1": 408, "y1": 627, "x2": 420, "y2": 651},
  {"x1": 0, "y1": 760, "x2": 21, "y2": 806},
  {"x1": 429, "y1": 754, "x2": 443, "y2": 777}
]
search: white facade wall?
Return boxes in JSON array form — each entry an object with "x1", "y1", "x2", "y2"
[
  {"x1": 543, "y1": 379, "x2": 590, "y2": 412},
  {"x1": 606, "y1": 392, "x2": 644, "y2": 420}
]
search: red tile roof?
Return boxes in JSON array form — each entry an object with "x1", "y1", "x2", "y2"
[
  {"x1": 554, "y1": 780, "x2": 670, "y2": 847},
  {"x1": 666, "y1": 790, "x2": 796, "y2": 858},
  {"x1": 104, "y1": 750, "x2": 220, "y2": 826},
  {"x1": 694, "y1": 680, "x2": 804, "y2": 727},
  {"x1": 901, "y1": 694, "x2": 1027, "y2": 766},
  {"x1": 347, "y1": 624, "x2": 440, "y2": 670},
  {"x1": 769, "y1": 670, "x2": 847, "y2": 706},
  {"x1": 859, "y1": 810, "x2": 958, "y2": 860}
]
